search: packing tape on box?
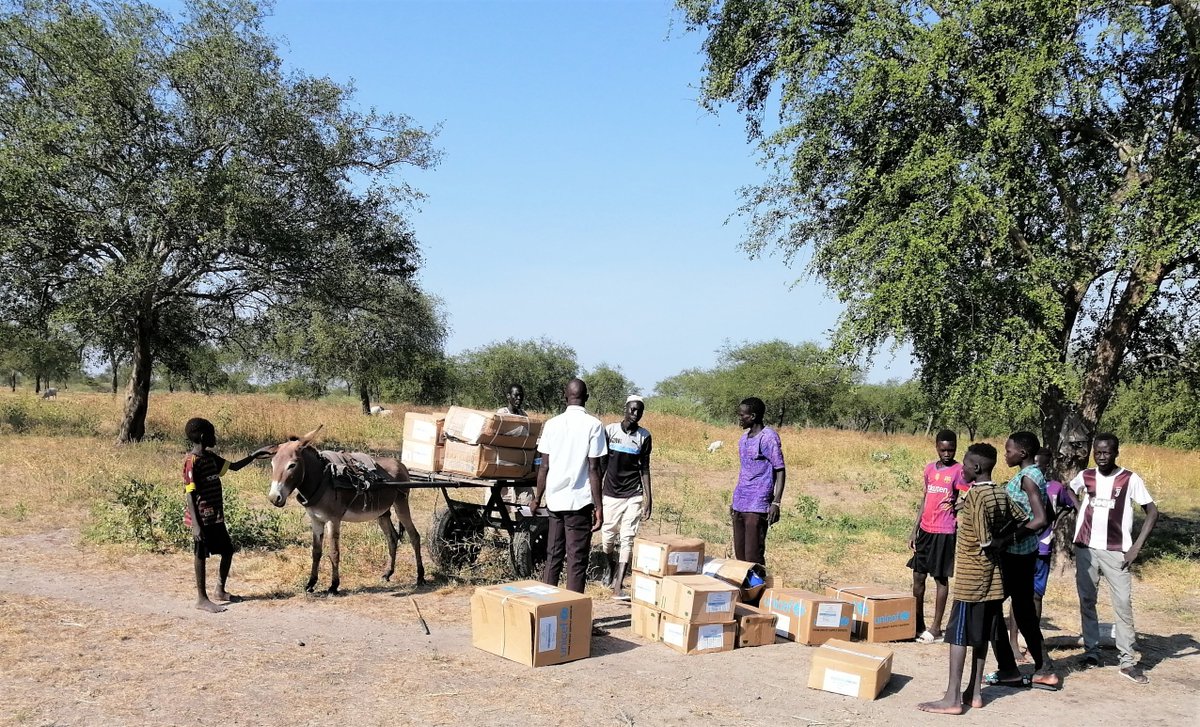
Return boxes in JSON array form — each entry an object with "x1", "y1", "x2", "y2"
[{"x1": 820, "y1": 644, "x2": 888, "y2": 662}]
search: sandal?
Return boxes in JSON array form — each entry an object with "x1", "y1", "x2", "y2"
[{"x1": 984, "y1": 671, "x2": 1031, "y2": 688}]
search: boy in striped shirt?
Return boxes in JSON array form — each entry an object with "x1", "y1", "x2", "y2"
[
  {"x1": 1070, "y1": 433, "x2": 1159, "y2": 684},
  {"x1": 918, "y1": 443, "x2": 1027, "y2": 715}
]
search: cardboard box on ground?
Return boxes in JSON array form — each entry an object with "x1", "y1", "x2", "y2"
[
  {"x1": 825, "y1": 584, "x2": 917, "y2": 643},
  {"x1": 444, "y1": 406, "x2": 543, "y2": 449},
  {"x1": 470, "y1": 580, "x2": 592, "y2": 667},
  {"x1": 702, "y1": 557, "x2": 768, "y2": 604},
  {"x1": 630, "y1": 602, "x2": 661, "y2": 642},
  {"x1": 659, "y1": 613, "x2": 738, "y2": 655},
  {"x1": 631, "y1": 534, "x2": 705, "y2": 577},
  {"x1": 807, "y1": 638, "x2": 894, "y2": 700},
  {"x1": 760, "y1": 588, "x2": 853, "y2": 645},
  {"x1": 659, "y1": 575, "x2": 739, "y2": 624},
  {"x1": 734, "y1": 603, "x2": 777, "y2": 648}
]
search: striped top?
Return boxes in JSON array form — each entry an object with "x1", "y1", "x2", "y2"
[
  {"x1": 183, "y1": 451, "x2": 230, "y2": 527},
  {"x1": 1069, "y1": 467, "x2": 1154, "y2": 552},
  {"x1": 1004, "y1": 465, "x2": 1046, "y2": 555},
  {"x1": 952, "y1": 481, "x2": 1028, "y2": 602}
]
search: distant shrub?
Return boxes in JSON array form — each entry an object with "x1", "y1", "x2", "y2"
[
  {"x1": 87, "y1": 477, "x2": 287, "y2": 552},
  {"x1": 0, "y1": 396, "x2": 102, "y2": 436}
]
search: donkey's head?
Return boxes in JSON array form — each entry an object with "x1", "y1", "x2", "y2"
[{"x1": 266, "y1": 425, "x2": 322, "y2": 507}]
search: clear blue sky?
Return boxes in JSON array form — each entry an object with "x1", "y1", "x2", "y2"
[{"x1": 258, "y1": 0, "x2": 914, "y2": 392}]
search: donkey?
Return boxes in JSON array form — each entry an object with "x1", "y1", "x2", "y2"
[{"x1": 265, "y1": 425, "x2": 425, "y2": 593}]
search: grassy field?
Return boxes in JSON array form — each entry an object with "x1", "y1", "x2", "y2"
[{"x1": 1, "y1": 389, "x2": 1196, "y2": 624}]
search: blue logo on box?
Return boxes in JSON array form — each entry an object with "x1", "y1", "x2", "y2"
[
  {"x1": 875, "y1": 611, "x2": 911, "y2": 625},
  {"x1": 559, "y1": 607, "x2": 570, "y2": 655}
]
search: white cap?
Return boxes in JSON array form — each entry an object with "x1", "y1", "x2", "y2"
[{"x1": 626, "y1": 395, "x2": 644, "y2": 404}]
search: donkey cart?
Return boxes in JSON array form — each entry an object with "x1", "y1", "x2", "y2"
[{"x1": 403, "y1": 469, "x2": 548, "y2": 579}]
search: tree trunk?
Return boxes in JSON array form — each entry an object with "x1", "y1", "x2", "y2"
[
  {"x1": 359, "y1": 381, "x2": 371, "y2": 415},
  {"x1": 110, "y1": 361, "x2": 119, "y2": 394},
  {"x1": 924, "y1": 412, "x2": 934, "y2": 436},
  {"x1": 8, "y1": 372, "x2": 15, "y2": 391},
  {"x1": 35, "y1": 375, "x2": 41, "y2": 393},
  {"x1": 117, "y1": 321, "x2": 153, "y2": 443}
]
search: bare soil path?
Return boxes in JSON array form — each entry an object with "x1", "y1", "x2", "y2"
[{"x1": 1, "y1": 529, "x2": 1197, "y2": 726}]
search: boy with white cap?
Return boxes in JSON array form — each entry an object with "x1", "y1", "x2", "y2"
[{"x1": 600, "y1": 395, "x2": 653, "y2": 599}]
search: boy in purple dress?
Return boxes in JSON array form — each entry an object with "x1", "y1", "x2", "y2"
[{"x1": 730, "y1": 397, "x2": 786, "y2": 566}]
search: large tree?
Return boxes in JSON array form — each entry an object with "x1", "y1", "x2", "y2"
[
  {"x1": 680, "y1": 0, "x2": 1200, "y2": 472},
  {"x1": 0, "y1": 0, "x2": 439, "y2": 440},
  {"x1": 452, "y1": 338, "x2": 579, "y2": 413}
]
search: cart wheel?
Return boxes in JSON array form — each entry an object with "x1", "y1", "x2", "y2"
[
  {"x1": 506, "y1": 523, "x2": 549, "y2": 580},
  {"x1": 429, "y1": 506, "x2": 485, "y2": 573}
]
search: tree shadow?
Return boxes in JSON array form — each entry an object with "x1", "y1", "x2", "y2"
[{"x1": 1137, "y1": 632, "x2": 1200, "y2": 671}]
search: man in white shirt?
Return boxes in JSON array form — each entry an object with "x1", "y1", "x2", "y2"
[
  {"x1": 1068, "y1": 433, "x2": 1159, "y2": 684},
  {"x1": 530, "y1": 378, "x2": 607, "y2": 593}
]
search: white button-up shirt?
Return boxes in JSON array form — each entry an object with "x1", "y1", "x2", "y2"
[{"x1": 537, "y1": 405, "x2": 608, "y2": 512}]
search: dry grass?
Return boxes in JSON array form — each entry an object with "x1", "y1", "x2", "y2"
[{"x1": 1, "y1": 390, "x2": 1196, "y2": 625}]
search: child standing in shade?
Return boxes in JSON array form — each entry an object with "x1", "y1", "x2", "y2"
[
  {"x1": 183, "y1": 417, "x2": 270, "y2": 613},
  {"x1": 918, "y1": 442, "x2": 1028, "y2": 715},
  {"x1": 908, "y1": 429, "x2": 967, "y2": 643}
]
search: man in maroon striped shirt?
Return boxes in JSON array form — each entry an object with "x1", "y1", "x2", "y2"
[{"x1": 1068, "y1": 433, "x2": 1159, "y2": 684}]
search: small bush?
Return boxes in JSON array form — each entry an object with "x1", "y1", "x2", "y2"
[{"x1": 87, "y1": 477, "x2": 288, "y2": 552}]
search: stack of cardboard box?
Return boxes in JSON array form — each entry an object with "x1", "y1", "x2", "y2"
[
  {"x1": 400, "y1": 412, "x2": 446, "y2": 473},
  {"x1": 628, "y1": 534, "x2": 703, "y2": 646},
  {"x1": 401, "y1": 407, "x2": 543, "y2": 478},
  {"x1": 441, "y1": 406, "x2": 542, "y2": 479}
]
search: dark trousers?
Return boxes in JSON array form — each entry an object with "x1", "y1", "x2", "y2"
[
  {"x1": 992, "y1": 551, "x2": 1046, "y2": 671},
  {"x1": 731, "y1": 510, "x2": 769, "y2": 566},
  {"x1": 542, "y1": 505, "x2": 594, "y2": 594}
]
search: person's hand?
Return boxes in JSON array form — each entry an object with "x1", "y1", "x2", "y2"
[
  {"x1": 954, "y1": 498, "x2": 967, "y2": 513},
  {"x1": 642, "y1": 498, "x2": 653, "y2": 522},
  {"x1": 908, "y1": 534, "x2": 917, "y2": 552},
  {"x1": 1122, "y1": 547, "x2": 1140, "y2": 570},
  {"x1": 252, "y1": 446, "x2": 276, "y2": 459},
  {"x1": 591, "y1": 508, "x2": 603, "y2": 533},
  {"x1": 938, "y1": 497, "x2": 955, "y2": 511},
  {"x1": 767, "y1": 502, "x2": 781, "y2": 526}
]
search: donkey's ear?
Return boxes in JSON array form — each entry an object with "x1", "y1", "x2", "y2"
[{"x1": 298, "y1": 424, "x2": 324, "y2": 447}]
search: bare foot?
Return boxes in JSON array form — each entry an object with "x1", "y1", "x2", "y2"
[
  {"x1": 195, "y1": 598, "x2": 226, "y2": 613},
  {"x1": 1031, "y1": 672, "x2": 1061, "y2": 690},
  {"x1": 961, "y1": 689, "x2": 984, "y2": 709},
  {"x1": 214, "y1": 591, "x2": 241, "y2": 603},
  {"x1": 917, "y1": 699, "x2": 964, "y2": 715}
]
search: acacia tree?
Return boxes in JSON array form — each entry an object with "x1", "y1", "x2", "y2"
[
  {"x1": 585, "y1": 363, "x2": 638, "y2": 415},
  {"x1": 680, "y1": 0, "x2": 1200, "y2": 473},
  {"x1": 0, "y1": 0, "x2": 439, "y2": 440},
  {"x1": 452, "y1": 338, "x2": 579, "y2": 413}
]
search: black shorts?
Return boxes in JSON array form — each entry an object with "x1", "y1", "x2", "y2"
[
  {"x1": 944, "y1": 599, "x2": 1003, "y2": 649},
  {"x1": 907, "y1": 529, "x2": 955, "y2": 580},
  {"x1": 194, "y1": 522, "x2": 234, "y2": 558}
]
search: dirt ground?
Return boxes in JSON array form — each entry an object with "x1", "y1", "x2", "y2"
[{"x1": 1, "y1": 529, "x2": 1197, "y2": 726}]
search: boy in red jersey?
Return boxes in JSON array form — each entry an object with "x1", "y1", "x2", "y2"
[{"x1": 908, "y1": 430, "x2": 966, "y2": 642}]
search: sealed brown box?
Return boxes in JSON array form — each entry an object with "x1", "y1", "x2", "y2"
[
  {"x1": 630, "y1": 602, "x2": 661, "y2": 642},
  {"x1": 442, "y1": 440, "x2": 537, "y2": 479},
  {"x1": 631, "y1": 572, "x2": 663, "y2": 608},
  {"x1": 632, "y1": 534, "x2": 705, "y2": 576},
  {"x1": 761, "y1": 588, "x2": 853, "y2": 645},
  {"x1": 659, "y1": 575, "x2": 739, "y2": 624},
  {"x1": 734, "y1": 603, "x2": 777, "y2": 648},
  {"x1": 400, "y1": 440, "x2": 444, "y2": 473},
  {"x1": 702, "y1": 557, "x2": 768, "y2": 604},
  {"x1": 807, "y1": 638, "x2": 893, "y2": 700},
  {"x1": 659, "y1": 613, "x2": 736, "y2": 655},
  {"x1": 444, "y1": 406, "x2": 543, "y2": 449},
  {"x1": 470, "y1": 580, "x2": 591, "y2": 667},
  {"x1": 825, "y1": 584, "x2": 917, "y2": 643},
  {"x1": 403, "y1": 412, "x2": 446, "y2": 445}
]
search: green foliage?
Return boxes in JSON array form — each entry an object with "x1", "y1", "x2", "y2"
[
  {"x1": 584, "y1": 363, "x2": 637, "y2": 415},
  {"x1": 0, "y1": 396, "x2": 103, "y2": 436},
  {"x1": 680, "y1": 0, "x2": 1200, "y2": 468},
  {"x1": 452, "y1": 338, "x2": 579, "y2": 413},
  {"x1": 656, "y1": 340, "x2": 859, "y2": 427},
  {"x1": 0, "y1": 0, "x2": 440, "y2": 441},
  {"x1": 87, "y1": 477, "x2": 287, "y2": 552}
]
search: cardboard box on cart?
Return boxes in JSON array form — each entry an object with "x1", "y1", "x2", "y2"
[
  {"x1": 442, "y1": 440, "x2": 537, "y2": 479},
  {"x1": 760, "y1": 588, "x2": 852, "y2": 645},
  {"x1": 470, "y1": 580, "x2": 592, "y2": 667},
  {"x1": 631, "y1": 534, "x2": 705, "y2": 577},
  {"x1": 807, "y1": 638, "x2": 894, "y2": 700},
  {"x1": 659, "y1": 575, "x2": 739, "y2": 624},
  {"x1": 400, "y1": 440, "x2": 445, "y2": 473},
  {"x1": 824, "y1": 584, "x2": 916, "y2": 643},
  {"x1": 403, "y1": 412, "x2": 446, "y2": 445},
  {"x1": 444, "y1": 406, "x2": 543, "y2": 449}
]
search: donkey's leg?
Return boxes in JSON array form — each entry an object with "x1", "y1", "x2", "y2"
[
  {"x1": 327, "y1": 519, "x2": 342, "y2": 594},
  {"x1": 378, "y1": 513, "x2": 399, "y2": 582},
  {"x1": 393, "y1": 493, "x2": 425, "y2": 586},
  {"x1": 306, "y1": 520, "x2": 325, "y2": 593}
]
